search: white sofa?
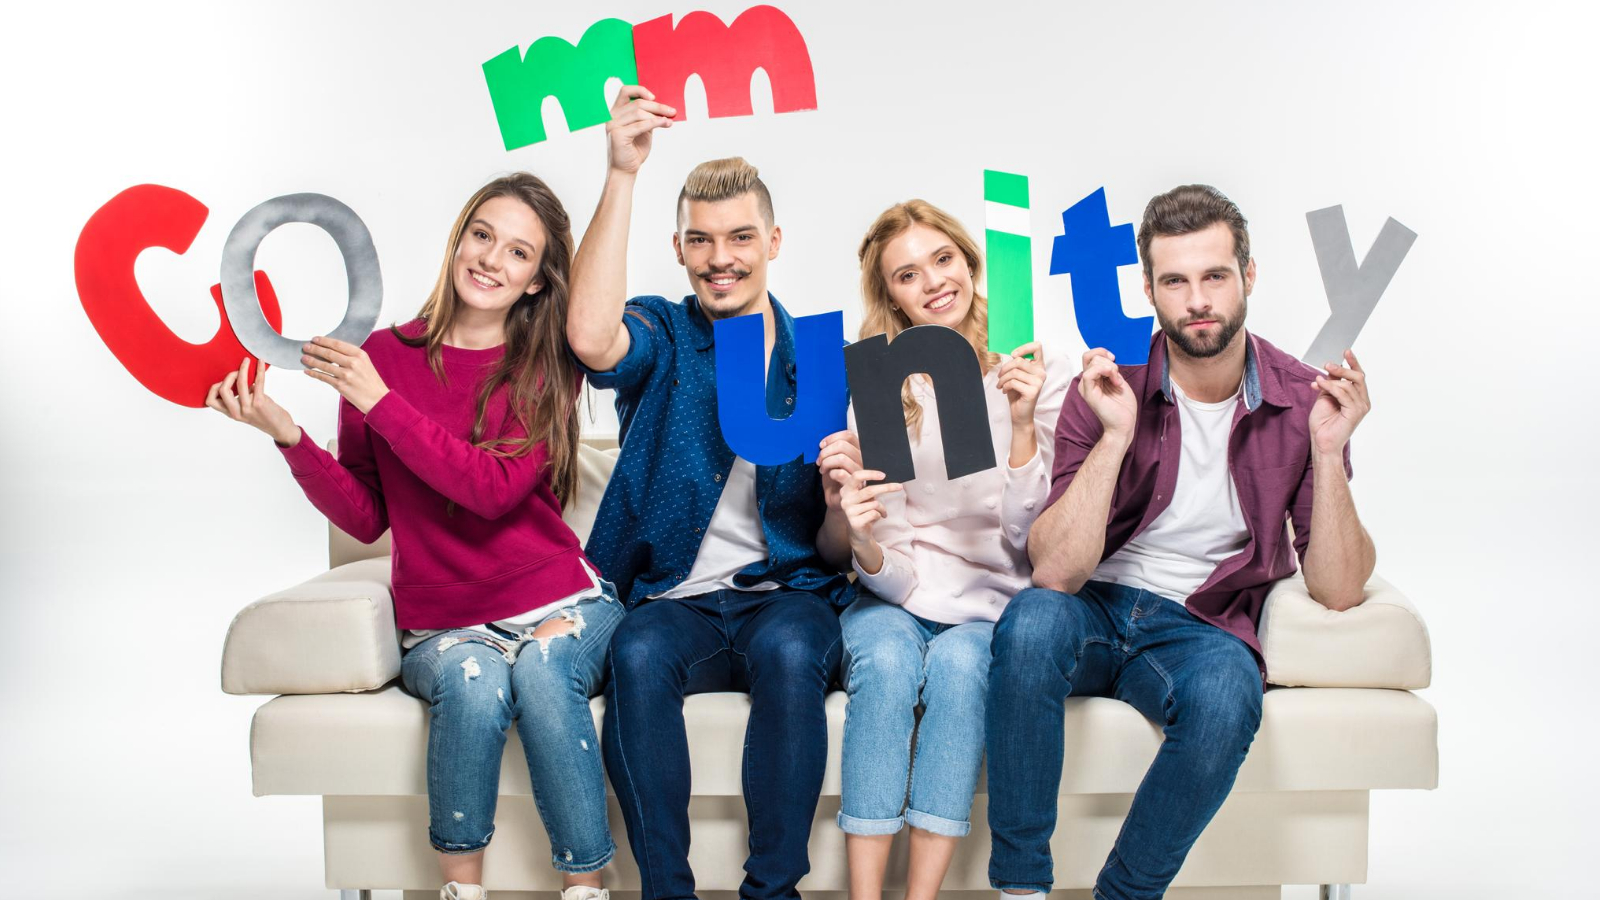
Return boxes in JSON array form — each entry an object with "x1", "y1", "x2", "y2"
[{"x1": 223, "y1": 441, "x2": 1436, "y2": 900}]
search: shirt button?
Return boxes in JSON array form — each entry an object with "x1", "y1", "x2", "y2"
[
  {"x1": 1024, "y1": 500, "x2": 1036, "y2": 511},
  {"x1": 985, "y1": 499, "x2": 997, "y2": 510},
  {"x1": 1156, "y1": 494, "x2": 1163, "y2": 501},
  {"x1": 1010, "y1": 525, "x2": 1021, "y2": 536},
  {"x1": 988, "y1": 596, "x2": 998, "y2": 604},
  {"x1": 953, "y1": 587, "x2": 964, "y2": 597},
  {"x1": 714, "y1": 473, "x2": 723, "y2": 482},
  {"x1": 785, "y1": 397, "x2": 794, "y2": 405}
]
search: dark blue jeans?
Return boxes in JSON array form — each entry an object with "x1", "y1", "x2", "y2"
[
  {"x1": 986, "y1": 582, "x2": 1263, "y2": 900},
  {"x1": 603, "y1": 587, "x2": 843, "y2": 900}
]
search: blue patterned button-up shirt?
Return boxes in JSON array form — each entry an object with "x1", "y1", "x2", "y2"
[{"x1": 579, "y1": 293, "x2": 853, "y2": 609}]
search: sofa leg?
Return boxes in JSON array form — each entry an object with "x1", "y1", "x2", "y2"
[
  {"x1": 338, "y1": 891, "x2": 372, "y2": 900},
  {"x1": 1320, "y1": 887, "x2": 1353, "y2": 900}
]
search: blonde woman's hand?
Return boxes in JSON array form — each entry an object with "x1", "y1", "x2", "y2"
[
  {"x1": 997, "y1": 341, "x2": 1046, "y2": 428},
  {"x1": 301, "y1": 336, "x2": 390, "y2": 414},
  {"x1": 206, "y1": 357, "x2": 299, "y2": 446},
  {"x1": 832, "y1": 468, "x2": 902, "y2": 551}
]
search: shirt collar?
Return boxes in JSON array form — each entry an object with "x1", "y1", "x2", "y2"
[
  {"x1": 1150, "y1": 330, "x2": 1280, "y2": 413},
  {"x1": 689, "y1": 291, "x2": 797, "y2": 370}
]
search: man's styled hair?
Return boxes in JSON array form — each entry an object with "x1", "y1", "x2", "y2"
[
  {"x1": 677, "y1": 156, "x2": 775, "y2": 230},
  {"x1": 1137, "y1": 184, "x2": 1251, "y2": 283}
]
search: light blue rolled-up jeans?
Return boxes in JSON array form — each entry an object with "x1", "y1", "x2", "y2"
[
  {"x1": 399, "y1": 584, "x2": 624, "y2": 873},
  {"x1": 837, "y1": 593, "x2": 994, "y2": 838}
]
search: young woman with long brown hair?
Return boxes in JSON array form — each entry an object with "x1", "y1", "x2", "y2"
[{"x1": 207, "y1": 173, "x2": 621, "y2": 900}]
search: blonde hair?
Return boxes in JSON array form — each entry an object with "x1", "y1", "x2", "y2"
[
  {"x1": 857, "y1": 199, "x2": 997, "y2": 438},
  {"x1": 677, "y1": 156, "x2": 775, "y2": 230}
]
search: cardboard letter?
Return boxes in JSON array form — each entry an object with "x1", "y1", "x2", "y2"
[
  {"x1": 220, "y1": 193, "x2": 383, "y2": 370},
  {"x1": 1048, "y1": 188, "x2": 1152, "y2": 364},
  {"x1": 843, "y1": 325, "x2": 995, "y2": 484},
  {"x1": 483, "y1": 18, "x2": 638, "y2": 151},
  {"x1": 985, "y1": 169, "x2": 1033, "y2": 354},
  {"x1": 714, "y1": 310, "x2": 846, "y2": 465},
  {"x1": 633, "y1": 5, "x2": 817, "y2": 120},
  {"x1": 74, "y1": 184, "x2": 283, "y2": 408},
  {"x1": 1302, "y1": 205, "x2": 1417, "y2": 364}
]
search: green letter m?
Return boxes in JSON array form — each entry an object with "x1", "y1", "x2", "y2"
[{"x1": 483, "y1": 18, "x2": 638, "y2": 151}]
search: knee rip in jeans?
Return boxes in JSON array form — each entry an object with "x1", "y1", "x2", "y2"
[{"x1": 527, "y1": 607, "x2": 587, "y2": 662}]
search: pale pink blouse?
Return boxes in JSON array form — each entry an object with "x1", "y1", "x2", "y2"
[{"x1": 851, "y1": 352, "x2": 1073, "y2": 624}]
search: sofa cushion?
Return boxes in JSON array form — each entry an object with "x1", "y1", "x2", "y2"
[
  {"x1": 1260, "y1": 573, "x2": 1432, "y2": 689},
  {"x1": 250, "y1": 685, "x2": 1437, "y2": 798},
  {"x1": 221, "y1": 558, "x2": 397, "y2": 695},
  {"x1": 227, "y1": 564, "x2": 1435, "y2": 696}
]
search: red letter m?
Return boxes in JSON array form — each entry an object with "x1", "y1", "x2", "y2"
[{"x1": 632, "y1": 5, "x2": 817, "y2": 120}]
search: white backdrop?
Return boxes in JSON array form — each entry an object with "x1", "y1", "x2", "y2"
[{"x1": 2, "y1": 1, "x2": 1596, "y2": 897}]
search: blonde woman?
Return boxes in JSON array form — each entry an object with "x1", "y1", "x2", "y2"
[
  {"x1": 207, "y1": 174, "x2": 620, "y2": 900},
  {"x1": 827, "y1": 200, "x2": 1071, "y2": 900}
]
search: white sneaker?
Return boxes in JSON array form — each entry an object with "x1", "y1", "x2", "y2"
[
  {"x1": 442, "y1": 882, "x2": 487, "y2": 900},
  {"x1": 561, "y1": 886, "x2": 609, "y2": 900}
]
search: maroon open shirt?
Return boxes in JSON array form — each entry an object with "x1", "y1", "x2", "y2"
[{"x1": 1040, "y1": 331, "x2": 1353, "y2": 674}]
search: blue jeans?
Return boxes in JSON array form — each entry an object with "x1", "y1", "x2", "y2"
[
  {"x1": 399, "y1": 586, "x2": 625, "y2": 873},
  {"x1": 986, "y1": 582, "x2": 1263, "y2": 900},
  {"x1": 602, "y1": 587, "x2": 843, "y2": 900},
  {"x1": 838, "y1": 594, "x2": 992, "y2": 838}
]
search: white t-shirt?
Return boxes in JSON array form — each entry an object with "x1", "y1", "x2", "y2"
[
  {"x1": 653, "y1": 456, "x2": 781, "y2": 599},
  {"x1": 1092, "y1": 380, "x2": 1250, "y2": 602},
  {"x1": 657, "y1": 334, "x2": 782, "y2": 600}
]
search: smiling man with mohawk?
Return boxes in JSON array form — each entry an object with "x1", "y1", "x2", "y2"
[{"x1": 565, "y1": 83, "x2": 857, "y2": 900}]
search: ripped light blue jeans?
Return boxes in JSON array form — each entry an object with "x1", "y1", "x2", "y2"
[
  {"x1": 399, "y1": 584, "x2": 624, "y2": 873},
  {"x1": 838, "y1": 593, "x2": 994, "y2": 838}
]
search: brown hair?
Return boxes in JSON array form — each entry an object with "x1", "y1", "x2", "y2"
[
  {"x1": 393, "y1": 173, "x2": 582, "y2": 509},
  {"x1": 1137, "y1": 184, "x2": 1251, "y2": 283},
  {"x1": 677, "y1": 156, "x2": 774, "y2": 230},
  {"x1": 857, "y1": 199, "x2": 997, "y2": 438}
]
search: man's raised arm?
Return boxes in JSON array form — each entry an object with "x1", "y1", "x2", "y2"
[
  {"x1": 567, "y1": 85, "x2": 675, "y2": 372},
  {"x1": 1028, "y1": 349, "x2": 1137, "y2": 594},
  {"x1": 1299, "y1": 350, "x2": 1377, "y2": 611}
]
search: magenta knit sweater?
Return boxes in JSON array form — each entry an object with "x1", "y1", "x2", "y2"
[{"x1": 277, "y1": 319, "x2": 595, "y2": 630}]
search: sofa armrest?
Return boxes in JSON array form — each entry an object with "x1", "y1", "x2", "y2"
[
  {"x1": 221, "y1": 557, "x2": 400, "y2": 695},
  {"x1": 1259, "y1": 572, "x2": 1432, "y2": 689}
]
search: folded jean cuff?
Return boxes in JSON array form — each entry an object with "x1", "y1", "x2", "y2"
[
  {"x1": 836, "y1": 811, "x2": 905, "y2": 836},
  {"x1": 430, "y1": 830, "x2": 493, "y2": 855},
  {"x1": 905, "y1": 807, "x2": 971, "y2": 837},
  {"x1": 989, "y1": 882, "x2": 1052, "y2": 894},
  {"x1": 551, "y1": 842, "x2": 616, "y2": 875}
]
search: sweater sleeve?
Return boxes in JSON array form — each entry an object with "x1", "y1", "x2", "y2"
[
  {"x1": 853, "y1": 485, "x2": 919, "y2": 605},
  {"x1": 277, "y1": 398, "x2": 390, "y2": 544},
  {"x1": 361, "y1": 389, "x2": 549, "y2": 521},
  {"x1": 999, "y1": 353, "x2": 1074, "y2": 553},
  {"x1": 844, "y1": 403, "x2": 919, "y2": 604}
]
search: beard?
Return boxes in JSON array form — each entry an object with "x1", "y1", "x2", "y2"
[{"x1": 1156, "y1": 294, "x2": 1247, "y2": 359}]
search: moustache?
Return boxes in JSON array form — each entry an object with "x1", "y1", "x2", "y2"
[{"x1": 695, "y1": 266, "x2": 752, "y2": 280}]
